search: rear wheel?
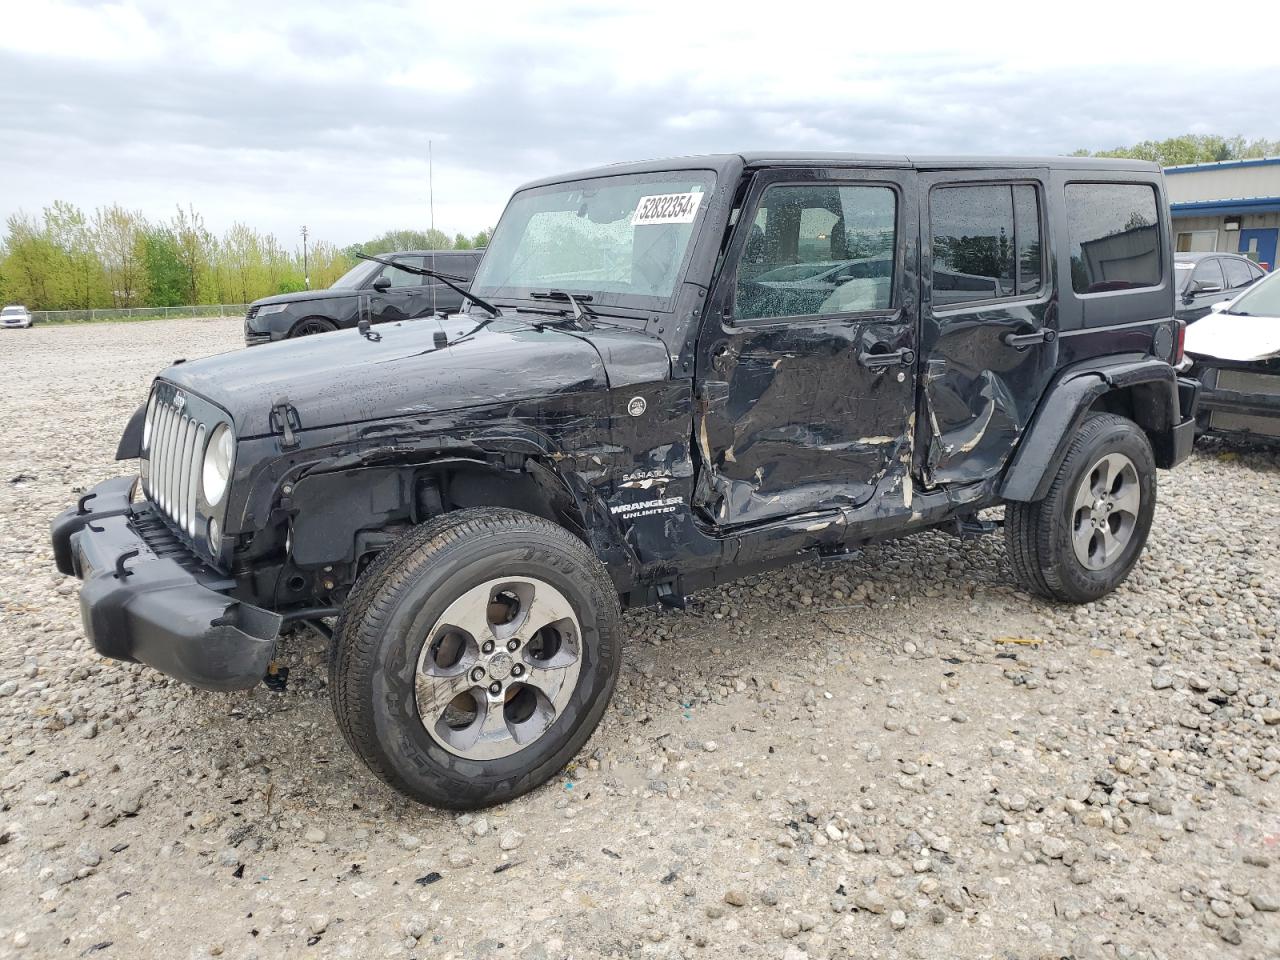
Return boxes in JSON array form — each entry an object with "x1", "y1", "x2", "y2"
[
  {"x1": 1005, "y1": 413, "x2": 1156, "y2": 603},
  {"x1": 289, "y1": 317, "x2": 338, "y2": 338},
  {"x1": 330, "y1": 508, "x2": 621, "y2": 809}
]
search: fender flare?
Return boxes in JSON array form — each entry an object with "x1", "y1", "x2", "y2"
[
  {"x1": 1000, "y1": 356, "x2": 1182, "y2": 503},
  {"x1": 115, "y1": 403, "x2": 146, "y2": 460}
]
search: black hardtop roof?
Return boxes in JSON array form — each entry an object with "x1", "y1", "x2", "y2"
[{"x1": 517, "y1": 152, "x2": 1162, "y2": 191}]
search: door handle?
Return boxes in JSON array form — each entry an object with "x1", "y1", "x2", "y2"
[
  {"x1": 859, "y1": 347, "x2": 915, "y2": 370},
  {"x1": 1002, "y1": 328, "x2": 1058, "y2": 348}
]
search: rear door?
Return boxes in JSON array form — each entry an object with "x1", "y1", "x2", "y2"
[
  {"x1": 917, "y1": 170, "x2": 1056, "y2": 485},
  {"x1": 693, "y1": 165, "x2": 918, "y2": 526}
]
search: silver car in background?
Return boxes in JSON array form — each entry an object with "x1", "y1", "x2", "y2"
[{"x1": 1, "y1": 305, "x2": 33, "y2": 328}]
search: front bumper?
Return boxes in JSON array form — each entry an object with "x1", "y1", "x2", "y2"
[
  {"x1": 51, "y1": 477, "x2": 282, "y2": 691},
  {"x1": 1193, "y1": 363, "x2": 1280, "y2": 441}
]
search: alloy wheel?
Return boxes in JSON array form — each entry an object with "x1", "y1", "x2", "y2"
[
  {"x1": 414, "y1": 576, "x2": 583, "y2": 760},
  {"x1": 1070, "y1": 452, "x2": 1141, "y2": 571}
]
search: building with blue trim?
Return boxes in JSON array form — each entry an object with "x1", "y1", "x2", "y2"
[{"x1": 1165, "y1": 157, "x2": 1280, "y2": 270}]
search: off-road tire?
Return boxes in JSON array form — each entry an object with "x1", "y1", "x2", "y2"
[
  {"x1": 1005, "y1": 413, "x2": 1157, "y2": 603},
  {"x1": 329, "y1": 507, "x2": 621, "y2": 809}
]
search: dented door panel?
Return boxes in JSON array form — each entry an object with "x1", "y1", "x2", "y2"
[
  {"x1": 918, "y1": 170, "x2": 1059, "y2": 486},
  {"x1": 692, "y1": 166, "x2": 919, "y2": 528}
]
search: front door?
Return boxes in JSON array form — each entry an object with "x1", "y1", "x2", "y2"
[
  {"x1": 1179, "y1": 257, "x2": 1226, "y2": 321},
  {"x1": 693, "y1": 167, "x2": 918, "y2": 527},
  {"x1": 368, "y1": 256, "x2": 432, "y2": 324}
]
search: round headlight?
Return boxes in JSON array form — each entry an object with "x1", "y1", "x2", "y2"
[
  {"x1": 202, "y1": 423, "x2": 234, "y2": 506},
  {"x1": 142, "y1": 394, "x2": 156, "y2": 452}
]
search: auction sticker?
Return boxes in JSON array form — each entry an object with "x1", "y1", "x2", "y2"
[{"x1": 632, "y1": 191, "x2": 703, "y2": 226}]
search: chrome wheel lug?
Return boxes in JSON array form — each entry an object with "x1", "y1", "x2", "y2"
[
  {"x1": 507, "y1": 639, "x2": 519, "y2": 652},
  {"x1": 470, "y1": 666, "x2": 485, "y2": 682},
  {"x1": 489, "y1": 681, "x2": 502, "y2": 696},
  {"x1": 481, "y1": 640, "x2": 495, "y2": 655},
  {"x1": 512, "y1": 663, "x2": 525, "y2": 678}
]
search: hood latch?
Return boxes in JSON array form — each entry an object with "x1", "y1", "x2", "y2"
[{"x1": 270, "y1": 400, "x2": 301, "y2": 450}]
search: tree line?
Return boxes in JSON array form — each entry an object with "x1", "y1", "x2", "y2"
[
  {"x1": 1072, "y1": 133, "x2": 1280, "y2": 167},
  {"x1": 0, "y1": 204, "x2": 491, "y2": 311}
]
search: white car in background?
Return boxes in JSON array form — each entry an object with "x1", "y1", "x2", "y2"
[
  {"x1": 1, "y1": 304, "x2": 33, "y2": 328},
  {"x1": 1184, "y1": 270, "x2": 1280, "y2": 443}
]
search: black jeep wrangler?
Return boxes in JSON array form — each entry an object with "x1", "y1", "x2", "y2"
[{"x1": 53, "y1": 153, "x2": 1198, "y2": 809}]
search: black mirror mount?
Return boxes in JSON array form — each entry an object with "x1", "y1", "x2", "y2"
[{"x1": 372, "y1": 276, "x2": 392, "y2": 292}]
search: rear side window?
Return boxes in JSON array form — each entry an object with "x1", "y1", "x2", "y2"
[
  {"x1": 1065, "y1": 183, "x2": 1161, "y2": 294},
  {"x1": 1222, "y1": 257, "x2": 1255, "y2": 289},
  {"x1": 930, "y1": 183, "x2": 1042, "y2": 306}
]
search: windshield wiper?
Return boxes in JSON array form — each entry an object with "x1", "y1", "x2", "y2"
[
  {"x1": 530, "y1": 290, "x2": 595, "y2": 330},
  {"x1": 355, "y1": 253, "x2": 502, "y2": 318}
]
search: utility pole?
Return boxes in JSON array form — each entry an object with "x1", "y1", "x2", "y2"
[
  {"x1": 429, "y1": 140, "x2": 435, "y2": 236},
  {"x1": 300, "y1": 224, "x2": 310, "y2": 289}
]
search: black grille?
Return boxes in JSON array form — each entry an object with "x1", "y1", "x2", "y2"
[
  {"x1": 245, "y1": 305, "x2": 260, "y2": 320},
  {"x1": 132, "y1": 507, "x2": 218, "y2": 576},
  {"x1": 245, "y1": 330, "x2": 271, "y2": 346}
]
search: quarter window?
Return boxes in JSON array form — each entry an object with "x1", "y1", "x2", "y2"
[
  {"x1": 1065, "y1": 183, "x2": 1161, "y2": 294},
  {"x1": 735, "y1": 183, "x2": 897, "y2": 321},
  {"x1": 930, "y1": 183, "x2": 1043, "y2": 306}
]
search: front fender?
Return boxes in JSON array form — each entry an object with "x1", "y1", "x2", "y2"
[{"x1": 1000, "y1": 355, "x2": 1190, "y2": 503}]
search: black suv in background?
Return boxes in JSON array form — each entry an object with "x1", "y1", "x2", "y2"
[
  {"x1": 1173, "y1": 251, "x2": 1267, "y2": 323},
  {"x1": 55, "y1": 153, "x2": 1197, "y2": 810},
  {"x1": 243, "y1": 249, "x2": 483, "y2": 345}
]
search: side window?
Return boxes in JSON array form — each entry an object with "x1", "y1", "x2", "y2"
[
  {"x1": 1065, "y1": 183, "x2": 1161, "y2": 294},
  {"x1": 735, "y1": 183, "x2": 896, "y2": 321},
  {"x1": 930, "y1": 183, "x2": 1042, "y2": 307},
  {"x1": 378, "y1": 256, "x2": 425, "y2": 288},
  {"x1": 1222, "y1": 257, "x2": 1255, "y2": 289},
  {"x1": 1190, "y1": 258, "x2": 1225, "y2": 291}
]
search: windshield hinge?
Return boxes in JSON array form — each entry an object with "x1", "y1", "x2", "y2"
[{"x1": 270, "y1": 400, "x2": 301, "y2": 450}]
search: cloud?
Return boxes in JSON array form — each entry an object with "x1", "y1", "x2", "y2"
[{"x1": 2, "y1": 0, "x2": 1279, "y2": 247}]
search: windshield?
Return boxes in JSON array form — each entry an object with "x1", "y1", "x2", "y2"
[
  {"x1": 1173, "y1": 262, "x2": 1193, "y2": 291},
  {"x1": 1, "y1": 306, "x2": 23, "y2": 314},
  {"x1": 330, "y1": 260, "x2": 379, "y2": 290},
  {"x1": 471, "y1": 171, "x2": 716, "y2": 306},
  {"x1": 1224, "y1": 268, "x2": 1280, "y2": 316}
]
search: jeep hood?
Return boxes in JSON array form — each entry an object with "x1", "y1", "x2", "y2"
[{"x1": 159, "y1": 316, "x2": 668, "y2": 438}]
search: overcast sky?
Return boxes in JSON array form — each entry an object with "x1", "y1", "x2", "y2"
[{"x1": 3, "y1": 0, "x2": 1279, "y2": 249}]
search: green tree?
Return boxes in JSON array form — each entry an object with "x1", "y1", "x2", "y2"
[
  {"x1": 472, "y1": 228, "x2": 492, "y2": 248},
  {"x1": 1072, "y1": 134, "x2": 1280, "y2": 166},
  {"x1": 143, "y1": 227, "x2": 187, "y2": 306},
  {"x1": 171, "y1": 204, "x2": 213, "y2": 304},
  {"x1": 93, "y1": 204, "x2": 149, "y2": 307}
]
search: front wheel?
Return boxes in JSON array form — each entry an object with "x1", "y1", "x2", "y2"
[
  {"x1": 1005, "y1": 413, "x2": 1157, "y2": 603},
  {"x1": 288, "y1": 317, "x2": 338, "y2": 338},
  {"x1": 329, "y1": 508, "x2": 621, "y2": 809}
]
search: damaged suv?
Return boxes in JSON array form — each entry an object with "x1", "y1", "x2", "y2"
[{"x1": 53, "y1": 154, "x2": 1197, "y2": 809}]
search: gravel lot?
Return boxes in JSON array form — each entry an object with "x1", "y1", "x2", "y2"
[{"x1": 1, "y1": 317, "x2": 1278, "y2": 960}]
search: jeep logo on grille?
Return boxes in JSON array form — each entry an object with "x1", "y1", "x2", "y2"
[{"x1": 172, "y1": 392, "x2": 186, "y2": 411}]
